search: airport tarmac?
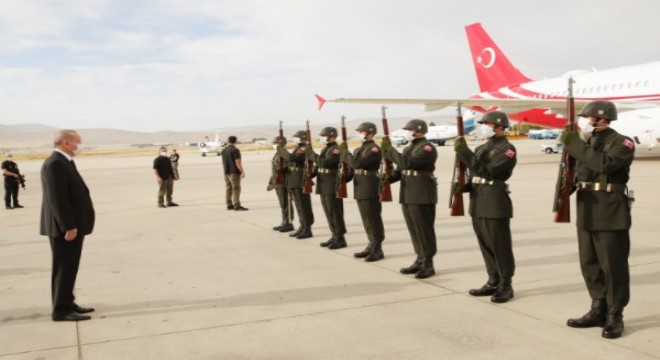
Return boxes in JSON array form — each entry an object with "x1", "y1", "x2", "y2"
[{"x1": 1, "y1": 139, "x2": 659, "y2": 360}]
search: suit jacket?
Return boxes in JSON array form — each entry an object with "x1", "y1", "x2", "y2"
[{"x1": 40, "y1": 151, "x2": 95, "y2": 237}]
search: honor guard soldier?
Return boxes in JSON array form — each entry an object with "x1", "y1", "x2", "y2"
[
  {"x1": 2, "y1": 153, "x2": 24, "y2": 209},
  {"x1": 287, "y1": 130, "x2": 314, "y2": 239},
  {"x1": 307, "y1": 127, "x2": 347, "y2": 249},
  {"x1": 268, "y1": 136, "x2": 294, "y2": 232},
  {"x1": 454, "y1": 111, "x2": 517, "y2": 303},
  {"x1": 340, "y1": 122, "x2": 386, "y2": 261},
  {"x1": 561, "y1": 100, "x2": 634, "y2": 339},
  {"x1": 382, "y1": 119, "x2": 438, "y2": 276}
]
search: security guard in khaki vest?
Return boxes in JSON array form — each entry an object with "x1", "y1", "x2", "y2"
[
  {"x1": 287, "y1": 130, "x2": 314, "y2": 239},
  {"x1": 382, "y1": 119, "x2": 438, "y2": 278},
  {"x1": 306, "y1": 127, "x2": 347, "y2": 249},
  {"x1": 561, "y1": 100, "x2": 634, "y2": 339},
  {"x1": 268, "y1": 136, "x2": 294, "y2": 233},
  {"x1": 454, "y1": 111, "x2": 517, "y2": 303},
  {"x1": 340, "y1": 122, "x2": 386, "y2": 261}
]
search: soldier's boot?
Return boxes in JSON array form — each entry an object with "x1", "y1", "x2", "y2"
[
  {"x1": 279, "y1": 223, "x2": 294, "y2": 232},
  {"x1": 490, "y1": 278, "x2": 514, "y2": 303},
  {"x1": 289, "y1": 226, "x2": 303, "y2": 237},
  {"x1": 566, "y1": 299, "x2": 607, "y2": 328},
  {"x1": 468, "y1": 274, "x2": 500, "y2": 297},
  {"x1": 328, "y1": 235, "x2": 347, "y2": 249},
  {"x1": 296, "y1": 226, "x2": 313, "y2": 239},
  {"x1": 320, "y1": 236, "x2": 336, "y2": 247},
  {"x1": 399, "y1": 257, "x2": 422, "y2": 274},
  {"x1": 273, "y1": 221, "x2": 286, "y2": 231},
  {"x1": 364, "y1": 242, "x2": 384, "y2": 262},
  {"x1": 414, "y1": 257, "x2": 436, "y2": 279},
  {"x1": 353, "y1": 242, "x2": 374, "y2": 258},
  {"x1": 602, "y1": 306, "x2": 625, "y2": 339}
]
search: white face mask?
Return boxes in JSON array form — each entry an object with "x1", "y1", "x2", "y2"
[
  {"x1": 292, "y1": 137, "x2": 302, "y2": 145},
  {"x1": 6, "y1": 157, "x2": 12, "y2": 162},
  {"x1": 319, "y1": 136, "x2": 328, "y2": 145},
  {"x1": 272, "y1": 144, "x2": 279, "y2": 150},
  {"x1": 160, "y1": 151, "x2": 168, "y2": 156},
  {"x1": 478, "y1": 124, "x2": 496, "y2": 139},
  {"x1": 404, "y1": 131, "x2": 415, "y2": 142},
  {"x1": 357, "y1": 133, "x2": 368, "y2": 143},
  {"x1": 577, "y1": 117, "x2": 595, "y2": 141}
]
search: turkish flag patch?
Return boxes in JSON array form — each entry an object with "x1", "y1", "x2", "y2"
[
  {"x1": 371, "y1": 147, "x2": 379, "y2": 153},
  {"x1": 505, "y1": 149, "x2": 516, "y2": 158},
  {"x1": 423, "y1": 145, "x2": 433, "y2": 152},
  {"x1": 332, "y1": 149, "x2": 340, "y2": 155},
  {"x1": 623, "y1": 139, "x2": 635, "y2": 149}
]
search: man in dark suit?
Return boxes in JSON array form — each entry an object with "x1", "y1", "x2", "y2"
[{"x1": 40, "y1": 130, "x2": 96, "y2": 321}]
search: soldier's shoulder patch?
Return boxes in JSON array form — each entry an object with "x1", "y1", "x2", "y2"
[
  {"x1": 423, "y1": 145, "x2": 433, "y2": 152},
  {"x1": 622, "y1": 138, "x2": 635, "y2": 150},
  {"x1": 332, "y1": 148, "x2": 340, "y2": 155},
  {"x1": 371, "y1": 147, "x2": 380, "y2": 153},
  {"x1": 505, "y1": 149, "x2": 516, "y2": 158}
]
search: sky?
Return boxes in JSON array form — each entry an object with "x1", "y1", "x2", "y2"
[{"x1": 0, "y1": 0, "x2": 658, "y2": 132}]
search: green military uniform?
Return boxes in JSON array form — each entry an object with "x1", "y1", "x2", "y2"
[
  {"x1": 565, "y1": 129, "x2": 634, "y2": 321},
  {"x1": 287, "y1": 137, "x2": 314, "y2": 238},
  {"x1": 387, "y1": 129, "x2": 438, "y2": 278},
  {"x1": 269, "y1": 139, "x2": 294, "y2": 232},
  {"x1": 313, "y1": 140, "x2": 346, "y2": 248},
  {"x1": 456, "y1": 135, "x2": 517, "y2": 299},
  {"x1": 344, "y1": 138, "x2": 386, "y2": 260}
]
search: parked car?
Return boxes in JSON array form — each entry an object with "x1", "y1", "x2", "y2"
[{"x1": 541, "y1": 143, "x2": 563, "y2": 154}]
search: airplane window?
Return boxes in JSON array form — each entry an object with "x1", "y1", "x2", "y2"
[
  {"x1": 628, "y1": 82, "x2": 632, "y2": 88},
  {"x1": 596, "y1": 86, "x2": 601, "y2": 92},
  {"x1": 644, "y1": 80, "x2": 649, "y2": 86},
  {"x1": 635, "y1": 81, "x2": 641, "y2": 87},
  {"x1": 589, "y1": 87, "x2": 593, "y2": 93},
  {"x1": 604, "y1": 85, "x2": 609, "y2": 91}
]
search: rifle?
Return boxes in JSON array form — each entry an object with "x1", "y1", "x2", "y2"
[
  {"x1": 274, "y1": 120, "x2": 285, "y2": 185},
  {"x1": 303, "y1": 120, "x2": 315, "y2": 194},
  {"x1": 449, "y1": 102, "x2": 465, "y2": 216},
  {"x1": 553, "y1": 77, "x2": 576, "y2": 223},
  {"x1": 17, "y1": 174, "x2": 26, "y2": 190},
  {"x1": 380, "y1": 106, "x2": 393, "y2": 202},
  {"x1": 337, "y1": 115, "x2": 348, "y2": 198}
]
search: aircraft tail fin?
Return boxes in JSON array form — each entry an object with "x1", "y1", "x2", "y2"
[{"x1": 465, "y1": 23, "x2": 531, "y2": 92}]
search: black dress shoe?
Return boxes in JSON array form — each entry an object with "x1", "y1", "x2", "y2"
[
  {"x1": 320, "y1": 237, "x2": 336, "y2": 247},
  {"x1": 469, "y1": 284, "x2": 498, "y2": 297},
  {"x1": 327, "y1": 239, "x2": 346, "y2": 249},
  {"x1": 296, "y1": 229, "x2": 313, "y2": 239},
  {"x1": 353, "y1": 245, "x2": 373, "y2": 258},
  {"x1": 227, "y1": 205, "x2": 234, "y2": 210},
  {"x1": 73, "y1": 304, "x2": 95, "y2": 314},
  {"x1": 52, "y1": 312, "x2": 91, "y2": 322},
  {"x1": 364, "y1": 251, "x2": 384, "y2": 262},
  {"x1": 166, "y1": 202, "x2": 179, "y2": 207},
  {"x1": 278, "y1": 224, "x2": 294, "y2": 232},
  {"x1": 13, "y1": 204, "x2": 24, "y2": 209},
  {"x1": 233, "y1": 205, "x2": 249, "y2": 211},
  {"x1": 400, "y1": 258, "x2": 422, "y2": 274},
  {"x1": 289, "y1": 227, "x2": 303, "y2": 237}
]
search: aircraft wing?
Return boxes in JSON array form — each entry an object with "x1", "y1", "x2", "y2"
[{"x1": 318, "y1": 95, "x2": 660, "y2": 117}]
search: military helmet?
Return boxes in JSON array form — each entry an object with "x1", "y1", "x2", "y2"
[
  {"x1": 319, "y1": 126, "x2": 338, "y2": 137},
  {"x1": 355, "y1": 121, "x2": 377, "y2": 134},
  {"x1": 478, "y1": 111, "x2": 509, "y2": 128},
  {"x1": 578, "y1": 100, "x2": 617, "y2": 121},
  {"x1": 292, "y1": 130, "x2": 307, "y2": 140},
  {"x1": 272, "y1": 136, "x2": 287, "y2": 145},
  {"x1": 403, "y1": 119, "x2": 428, "y2": 134}
]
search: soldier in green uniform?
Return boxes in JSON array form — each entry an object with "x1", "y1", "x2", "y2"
[
  {"x1": 268, "y1": 136, "x2": 294, "y2": 233},
  {"x1": 454, "y1": 111, "x2": 517, "y2": 303},
  {"x1": 382, "y1": 119, "x2": 438, "y2": 278},
  {"x1": 307, "y1": 127, "x2": 347, "y2": 249},
  {"x1": 561, "y1": 100, "x2": 634, "y2": 339},
  {"x1": 340, "y1": 122, "x2": 386, "y2": 262},
  {"x1": 287, "y1": 130, "x2": 314, "y2": 239}
]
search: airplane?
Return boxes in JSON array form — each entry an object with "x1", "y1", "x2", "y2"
[
  {"x1": 316, "y1": 22, "x2": 660, "y2": 151},
  {"x1": 198, "y1": 131, "x2": 227, "y2": 157},
  {"x1": 385, "y1": 113, "x2": 476, "y2": 147}
]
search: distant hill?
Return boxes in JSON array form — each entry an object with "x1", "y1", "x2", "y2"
[{"x1": 0, "y1": 114, "x2": 457, "y2": 149}]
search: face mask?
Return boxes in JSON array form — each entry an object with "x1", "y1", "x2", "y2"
[
  {"x1": 358, "y1": 133, "x2": 368, "y2": 143},
  {"x1": 319, "y1": 136, "x2": 328, "y2": 145},
  {"x1": 6, "y1": 157, "x2": 12, "y2": 162},
  {"x1": 292, "y1": 137, "x2": 301, "y2": 144},
  {"x1": 272, "y1": 144, "x2": 279, "y2": 150},
  {"x1": 404, "y1": 131, "x2": 415, "y2": 142},
  {"x1": 478, "y1": 124, "x2": 496, "y2": 139},
  {"x1": 577, "y1": 117, "x2": 595, "y2": 141},
  {"x1": 160, "y1": 151, "x2": 168, "y2": 156}
]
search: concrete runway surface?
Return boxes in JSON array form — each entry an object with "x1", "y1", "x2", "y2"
[{"x1": 1, "y1": 140, "x2": 659, "y2": 360}]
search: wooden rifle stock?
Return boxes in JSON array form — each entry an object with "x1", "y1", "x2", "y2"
[
  {"x1": 449, "y1": 102, "x2": 465, "y2": 216},
  {"x1": 380, "y1": 106, "x2": 393, "y2": 202},
  {"x1": 274, "y1": 120, "x2": 285, "y2": 185},
  {"x1": 553, "y1": 78, "x2": 576, "y2": 223},
  {"x1": 303, "y1": 120, "x2": 315, "y2": 194},
  {"x1": 337, "y1": 116, "x2": 348, "y2": 198}
]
